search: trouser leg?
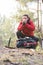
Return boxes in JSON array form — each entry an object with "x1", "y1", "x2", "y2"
[
  {"x1": 30, "y1": 36, "x2": 39, "y2": 42},
  {"x1": 16, "y1": 31, "x2": 25, "y2": 39}
]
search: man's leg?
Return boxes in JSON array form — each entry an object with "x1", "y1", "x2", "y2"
[
  {"x1": 29, "y1": 36, "x2": 39, "y2": 49},
  {"x1": 16, "y1": 31, "x2": 25, "y2": 39},
  {"x1": 30, "y1": 36, "x2": 39, "y2": 42}
]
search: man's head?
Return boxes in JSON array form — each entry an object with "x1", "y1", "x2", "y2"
[{"x1": 22, "y1": 14, "x2": 30, "y2": 23}]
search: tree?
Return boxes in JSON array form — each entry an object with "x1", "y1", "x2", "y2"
[
  {"x1": 42, "y1": 0, "x2": 43, "y2": 2},
  {"x1": 12, "y1": 0, "x2": 37, "y2": 22}
]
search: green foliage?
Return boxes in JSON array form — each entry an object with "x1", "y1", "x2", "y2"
[
  {"x1": 36, "y1": 45, "x2": 41, "y2": 51},
  {"x1": 0, "y1": 16, "x2": 16, "y2": 46},
  {"x1": 12, "y1": 15, "x2": 22, "y2": 22},
  {"x1": 35, "y1": 31, "x2": 43, "y2": 39},
  {"x1": 12, "y1": 9, "x2": 35, "y2": 22},
  {"x1": 16, "y1": 0, "x2": 33, "y2": 6},
  {"x1": 13, "y1": 0, "x2": 37, "y2": 22}
]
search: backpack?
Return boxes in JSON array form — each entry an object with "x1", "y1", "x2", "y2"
[{"x1": 16, "y1": 37, "x2": 38, "y2": 48}]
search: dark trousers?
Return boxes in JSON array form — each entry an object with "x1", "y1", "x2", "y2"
[
  {"x1": 16, "y1": 31, "x2": 39, "y2": 42},
  {"x1": 16, "y1": 31, "x2": 25, "y2": 38}
]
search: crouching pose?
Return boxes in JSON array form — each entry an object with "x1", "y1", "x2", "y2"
[{"x1": 16, "y1": 14, "x2": 39, "y2": 48}]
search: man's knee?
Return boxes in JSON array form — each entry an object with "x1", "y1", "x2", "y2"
[
  {"x1": 16, "y1": 31, "x2": 21, "y2": 35},
  {"x1": 16, "y1": 31, "x2": 22, "y2": 38},
  {"x1": 33, "y1": 36, "x2": 39, "y2": 42}
]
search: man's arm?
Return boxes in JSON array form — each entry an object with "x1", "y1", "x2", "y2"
[
  {"x1": 17, "y1": 22, "x2": 23, "y2": 31},
  {"x1": 24, "y1": 20, "x2": 35, "y2": 31}
]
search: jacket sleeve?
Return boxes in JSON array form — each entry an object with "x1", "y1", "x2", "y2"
[
  {"x1": 17, "y1": 22, "x2": 23, "y2": 31},
  {"x1": 24, "y1": 20, "x2": 35, "y2": 31}
]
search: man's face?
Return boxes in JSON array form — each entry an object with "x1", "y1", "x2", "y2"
[{"x1": 22, "y1": 16, "x2": 28, "y2": 23}]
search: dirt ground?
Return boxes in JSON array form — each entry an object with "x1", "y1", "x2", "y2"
[{"x1": 0, "y1": 46, "x2": 43, "y2": 65}]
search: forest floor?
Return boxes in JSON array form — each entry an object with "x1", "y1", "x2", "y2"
[{"x1": 0, "y1": 46, "x2": 43, "y2": 65}]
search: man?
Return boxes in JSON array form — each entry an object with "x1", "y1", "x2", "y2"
[{"x1": 16, "y1": 14, "x2": 39, "y2": 42}]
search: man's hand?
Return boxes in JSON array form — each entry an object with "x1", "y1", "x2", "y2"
[
  {"x1": 22, "y1": 18, "x2": 27, "y2": 25},
  {"x1": 22, "y1": 22, "x2": 26, "y2": 25}
]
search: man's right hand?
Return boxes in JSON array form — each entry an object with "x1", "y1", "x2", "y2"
[
  {"x1": 22, "y1": 18, "x2": 27, "y2": 25},
  {"x1": 22, "y1": 22, "x2": 26, "y2": 25}
]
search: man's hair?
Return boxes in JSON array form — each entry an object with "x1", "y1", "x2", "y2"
[{"x1": 23, "y1": 14, "x2": 30, "y2": 22}]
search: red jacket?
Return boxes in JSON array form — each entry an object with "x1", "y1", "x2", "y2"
[{"x1": 17, "y1": 20, "x2": 35, "y2": 36}]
